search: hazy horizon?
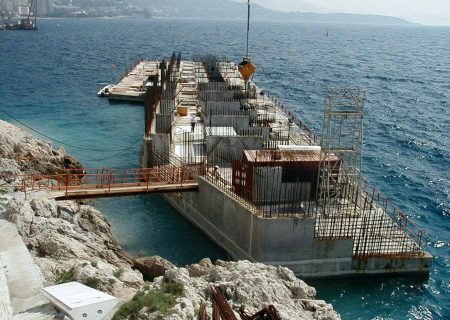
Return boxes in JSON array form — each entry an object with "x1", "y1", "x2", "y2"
[{"x1": 249, "y1": 0, "x2": 450, "y2": 26}]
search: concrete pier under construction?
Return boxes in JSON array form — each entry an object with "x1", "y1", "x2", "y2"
[{"x1": 139, "y1": 53, "x2": 432, "y2": 278}]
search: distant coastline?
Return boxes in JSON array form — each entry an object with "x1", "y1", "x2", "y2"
[
  {"x1": 33, "y1": 15, "x2": 419, "y2": 27},
  {"x1": 1, "y1": 0, "x2": 416, "y2": 26}
]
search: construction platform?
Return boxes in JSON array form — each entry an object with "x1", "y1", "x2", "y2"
[
  {"x1": 108, "y1": 60, "x2": 160, "y2": 102},
  {"x1": 140, "y1": 53, "x2": 432, "y2": 278}
]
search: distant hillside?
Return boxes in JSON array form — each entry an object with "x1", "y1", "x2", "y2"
[
  {"x1": 128, "y1": 0, "x2": 413, "y2": 25},
  {"x1": 0, "y1": 0, "x2": 414, "y2": 24}
]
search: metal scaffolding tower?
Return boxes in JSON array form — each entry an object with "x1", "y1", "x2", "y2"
[{"x1": 315, "y1": 88, "x2": 365, "y2": 234}]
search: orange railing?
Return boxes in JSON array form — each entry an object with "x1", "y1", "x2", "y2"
[{"x1": 18, "y1": 166, "x2": 204, "y2": 198}]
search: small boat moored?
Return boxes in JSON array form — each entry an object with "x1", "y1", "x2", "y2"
[{"x1": 97, "y1": 84, "x2": 116, "y2": 97}]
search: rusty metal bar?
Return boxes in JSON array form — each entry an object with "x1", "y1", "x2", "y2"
[{"x1": 210, "y1": 286, "x2": 238, "y2": 320}]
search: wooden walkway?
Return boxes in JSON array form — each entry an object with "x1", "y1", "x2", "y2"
[{"x1": 18, "y1": 166, "x2": 202, "y2": 200}]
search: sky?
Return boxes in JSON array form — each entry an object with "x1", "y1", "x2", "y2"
[{"x1": 251, "y1": 0, "x2": 450, "y2": 25}]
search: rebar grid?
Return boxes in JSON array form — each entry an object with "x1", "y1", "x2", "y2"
[{"x1": 315, "y1": 88, "x2": 426, "y2": 257}]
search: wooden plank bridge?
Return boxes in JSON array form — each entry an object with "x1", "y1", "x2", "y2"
[{"x1": 17, "y1": 166, "x2": 204, "y2": 200}]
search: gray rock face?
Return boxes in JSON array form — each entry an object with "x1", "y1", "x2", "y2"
[
  {"x1": 134, "y1": 256, "x2": 175, "y2": 281},
  {"x1": 0, "y1": 119, "x2": 82, "y2": 182},
  {"x1": 6, "y1": 197, "x2": 144, "y2": 301},
  {"x1": 140, "y1": 260, "x2": 341, "y2": 320}
]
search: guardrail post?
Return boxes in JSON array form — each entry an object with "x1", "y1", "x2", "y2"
[
  {"x1": 65, "y1": 174, "x2": 69, "y2": 196},
  {"x1": 22, "y1": 179, "x2": 27, "y2": 200},
  {"x1": 108, "y1": 174, "x2": 113, "y2": 193}
]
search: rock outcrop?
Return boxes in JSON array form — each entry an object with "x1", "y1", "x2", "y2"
[
  {"x1": 0, "y1": 119, "x2": 82, "y2": 183},
  {"x1": 6, "y1": 197, "x2": 144, "y2": 301},
  {"x1": 137, "y1": 259, "x2": 340, "y2": 320},
  {"x1": 134, "y1": 256, "x2": 175, "y2": 281}
]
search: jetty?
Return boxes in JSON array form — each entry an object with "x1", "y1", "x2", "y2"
[
  {"x1": 107, "y1": 60, "x2": 160, "y2": 102},
  {"x1": 137, "y1": 52, "x2": 432, "y2": 277}
]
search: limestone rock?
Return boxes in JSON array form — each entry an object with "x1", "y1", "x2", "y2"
[
  {"x1": 4, "y1": 196, "x2": 145, "y2": 301},
  {"x1": 134, "y1": 259, "x2": 340, "y2": 320},
  {"x1": 133, "y1": 256, "x2": 175, "y2": 281},
  {"x1": 0, "y1": 119, "x2": 82, "y2": 177}
]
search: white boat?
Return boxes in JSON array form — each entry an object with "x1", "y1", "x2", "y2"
[{"x1": 97, "y1": 84, "x2": 116, "y2": 97}]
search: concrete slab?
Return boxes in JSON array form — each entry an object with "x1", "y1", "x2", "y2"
[
  {"x1": 0, "y1": 254, "x2": 14, "y2": 320},
  {"x1": 12, "y1": 304, "x2": 56, "y2": 320},
  {"x1": 0, "y1": 210, "x2": 49, "y2": 315}
]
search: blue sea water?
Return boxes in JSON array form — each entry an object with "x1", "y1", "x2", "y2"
[{"x1": 0, "y1": 18, "x2": 449, "y2": 319}]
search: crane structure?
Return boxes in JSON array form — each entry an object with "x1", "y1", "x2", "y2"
[{"x1": 2, "y1": 0, "x2": 37, "y2": 30}]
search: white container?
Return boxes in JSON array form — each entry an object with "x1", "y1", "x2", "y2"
[{"x1": 42, "y1": 282, "x2": 119, "y2": 320}]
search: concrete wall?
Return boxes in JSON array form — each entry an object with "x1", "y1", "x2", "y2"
[
  {"x1": 162, "y1": 177, "x2": 432, "y2": 278},
  {"x1": 253, "y1": 216, "x2": 353, "y2": 276},
  {"x1": 164, "y1": 177, "x2": 355, "y2": 277},
  {"x1": 238, "y1": 127, "x2": 270, "y2": 139},
  {"x1": 201, "y1": 102, "x2": 241, "y2": 115},
  {"x1": 199, "y1": 91, "x2": 234, "y2": 101},
  {"x1": 164, "y1": 183, "x2": 255, "y2": 261},
  {"x1": 352, "y1": 255, "x2": 432, "y2": 276},
  {"x1": 139, "y1": 137, "x2": 151, "y2": 168},
  {"x1": 205, "y1": 116, "x2": 250, "y2": 131},
  {"x1": 160, "y1": 99, "x2": 175, "y2": 115},
  {"x1": 156, "y1": 114, "x2": 173, "y2": 134}
]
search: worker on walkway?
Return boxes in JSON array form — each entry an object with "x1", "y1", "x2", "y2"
[
  {"x1": 213, "y1": 165, "x2": 221, "y2": 179},
  {"x1": 190, "y1": 116, "x2": 196, "y2": 133}
]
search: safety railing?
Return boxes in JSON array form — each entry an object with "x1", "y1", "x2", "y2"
[
  {"x1": 18, "y1": 166, "x2": 204, "y2": 198},
  {"x1": 314, "y1": 173, "x2": 428, "y2": 257},
  {"x1": 263, "y1": 92, "x2": 318, "y2": 145},
  {"x1": 358, "y1": 176, "x2": 428, "y2": 255}
]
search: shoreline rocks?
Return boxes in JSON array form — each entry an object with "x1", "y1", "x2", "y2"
[
  {"x1": 134, "y1": 256, "x2": 176, "y2": 281},
  {"x1": 6, "y1": 196, "x2": 145, "y2": 302},
  {"x1": 0, "y1": 120, "x2": 82, "y2": 183},
  {"x1": 137, "y1": 259, "x2": 340, "y2": 320}
]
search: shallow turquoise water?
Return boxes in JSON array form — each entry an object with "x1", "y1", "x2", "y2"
[{"x1": 0, "y1": 18, "x2": 449, "y2": 319}]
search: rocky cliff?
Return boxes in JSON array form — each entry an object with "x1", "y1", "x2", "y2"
[
  {"x1": 0, "y1": 119, "x2": 340, "y2": 319},
  {"x1": 139, "y1": 259, "x2": 340, "y2": 320},
  {"x1": 0, "y1": 119, "x2": 145, "y2": 302}
]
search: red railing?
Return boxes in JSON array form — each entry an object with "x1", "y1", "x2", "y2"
[{"x1": 18, "y1": 166, "x2": 204, "y2": 197}]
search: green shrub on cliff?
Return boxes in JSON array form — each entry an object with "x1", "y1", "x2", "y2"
[
  {"x1": 112, "y1": 281, "x2": 184, "y2": 320},
  {"x1": 55, "y1": 269, "x2": 75, "y2": 284},
  {"x1": 85, "y1": 276, "x2": 100, "y2": 289},
  {"x1": 113, "y1": 267, "x2": 124, "y2": 279}
]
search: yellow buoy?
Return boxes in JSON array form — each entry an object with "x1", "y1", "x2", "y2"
[{"x1": 238, "y1": 57, "x2": 256, "y2": 82}]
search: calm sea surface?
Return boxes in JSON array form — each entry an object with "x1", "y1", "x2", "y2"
[{"x1": 0, "y1": 18, "x2": 449, "y2": 319}]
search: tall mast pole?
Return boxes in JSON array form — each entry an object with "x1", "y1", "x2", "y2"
[
  {"x1": 238, "y1": 0, "x2": 256, "y2": 99},
  {"x1": 246, "y1": 0, "x2": 250, "y2": 58},
  {"x1": 34, "y1": 0, "x2": 37, "y2": 28}
]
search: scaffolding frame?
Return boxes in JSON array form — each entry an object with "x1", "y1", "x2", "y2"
[
  {"x1": 314, "y1": 88, "x2": 426, "y2": 257},
  {"x1": 316, "y1": 88, "x2": 365, "y2": 218}
]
